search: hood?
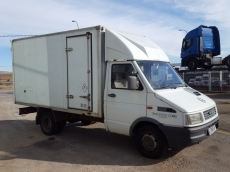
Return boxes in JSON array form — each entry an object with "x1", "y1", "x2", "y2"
[{"x1": 155, "y1": 87, "x2": 216, "y2": 113}]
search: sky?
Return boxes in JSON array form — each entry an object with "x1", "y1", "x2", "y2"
[{"x1": 1, "y1": 0, "x2": 230, "y2": 72}]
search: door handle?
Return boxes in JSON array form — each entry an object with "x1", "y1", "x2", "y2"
[
  {"x1": 108, "y1": 93, "x2": 116, "y2": 98},
  {"x1": 80, "y1": 94, "x2": 90, "y2": 101},
  {"x1": 66, "y1": 95, "x2": 74, "y2": 99}
]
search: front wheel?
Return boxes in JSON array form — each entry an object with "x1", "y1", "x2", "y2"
[
  {"x1": 187, "y1": 58, "x2": 197, "y2": 70},
  {"x1": 135, "y1": 125, "x2": 168, "y2": 159}
]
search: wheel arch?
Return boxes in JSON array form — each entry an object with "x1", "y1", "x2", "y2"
[
  {"x1": 36, "y1": 107, "x2": 53, "y2": 125},
  {"x1": 129, "y1": 117, "x2": 162, "y2": 137}
]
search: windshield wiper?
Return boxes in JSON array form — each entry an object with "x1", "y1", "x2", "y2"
[
  {"x1": 158, "y1": 85, "x2": 171, "y2": 89},
  {"x1": 171, "y1": 82, "x2": 185, "y2": 88},
  {"x1": 172, "y1": 82, "x2": 183, "y2": 84}
]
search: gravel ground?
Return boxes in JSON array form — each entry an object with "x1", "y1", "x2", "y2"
[{"x1": 0, "y1": 90, "x2": 230, "y2": 172}]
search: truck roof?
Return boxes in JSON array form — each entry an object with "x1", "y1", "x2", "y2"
[
  {"x1": 105, "y1": 28, "x2": 169, "y2": 62},
  {"x1": 12, "y1": 25, "x2": 169, "y2": 62}
]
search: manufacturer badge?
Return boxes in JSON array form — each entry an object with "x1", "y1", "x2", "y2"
[{"x1": 197, "y1": 97, "x2": 206, "y2": 103}]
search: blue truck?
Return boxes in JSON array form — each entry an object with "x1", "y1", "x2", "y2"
[{"x1": 181, "y1": 25, "x2": 230, "y2": 70}]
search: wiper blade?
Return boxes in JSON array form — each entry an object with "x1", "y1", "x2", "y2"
[
  {"x1": 172, "y1": 82, "x2": 182, "y2": 84},
  {"x1": 159, "y1": 85, "x2": 171, "y2": 89}
]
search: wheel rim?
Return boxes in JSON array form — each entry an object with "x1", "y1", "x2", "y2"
[
  {"x1": 42, "y1": 117, "x2": 52, "y2": 132},
  {"x1": 189, "y1": 61, "x2": 195, "y2": 69},
  {"x1": 141, "y1": 133, "x2": 157, "y2": 151}
]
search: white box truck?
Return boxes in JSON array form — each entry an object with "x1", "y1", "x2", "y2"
[{"x1": 12, "y1": 25, "x2": 219, "y2": 159}]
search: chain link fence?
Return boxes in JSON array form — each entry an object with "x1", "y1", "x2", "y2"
[{"x1": 178, "y1": 70, "x2": 230, "y2": 92}]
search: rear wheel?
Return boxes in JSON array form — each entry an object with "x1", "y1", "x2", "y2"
[
  {"x1": 224, "y1": 55, "x2": 230, "y2": 68},
  {"x1": 57, "y1": 120, "x2": 66, "y2": 133},
  {"x1": 187, "y1": 58, "x2": 197, "y2": 70},
  {"x1": 81, "y1": 120, "x2": 93, "y2": 126},
  {"x1": 135, "y1": 125, "x2": 168, "y2": 159},
  {"x1": 67, "y1": 119, "x2": 78, "y2": 123},
  {"x1": 40, "y1": 112, "x2": 58, "y2": 135}
]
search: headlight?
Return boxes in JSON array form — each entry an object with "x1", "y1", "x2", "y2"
[{"x1": 185, "y1": 113, "x2": 203, "y2": 125}]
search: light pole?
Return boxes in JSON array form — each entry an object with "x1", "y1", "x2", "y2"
[
  {"x1": 72, "y1": 20, "x2": 79, "y2": 29},
  {"x1": 179, "y1": 29, "x2": 188, "y2": 33}
]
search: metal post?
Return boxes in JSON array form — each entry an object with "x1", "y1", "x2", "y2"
[
  {"x1": 220, "y1": 71, "x2": 222, "y2": 92},
  {"x1": 209, "y1": 72, "x2": 211, "y2": 92},
  {"x1": 183, "y1": 72, "x2": 184, "y2": 80}
]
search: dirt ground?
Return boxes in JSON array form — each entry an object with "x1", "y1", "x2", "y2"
[{"x1": 0, "y1": 90, "x2": 230, "y2": 172}]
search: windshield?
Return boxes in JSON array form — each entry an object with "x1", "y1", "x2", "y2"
[{"x1": 136, "y1": 61, "x2": 185, "y2": 89}]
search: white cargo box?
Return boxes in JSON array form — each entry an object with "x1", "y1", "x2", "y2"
[{"x1": 12, "y1": 26, "x2": 105, "y2": 117}]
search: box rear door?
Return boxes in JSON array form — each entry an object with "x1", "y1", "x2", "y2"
[{"x1": 66, "y1": 35, "x2": 92, "y2": 111}]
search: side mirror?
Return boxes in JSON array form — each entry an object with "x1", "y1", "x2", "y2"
[
  {"x1": 132, "y1": 70, "x2": 138, "y2": 76},
  {"x1": 128, "y1": 76, "x2": 138, "y2": 90}
]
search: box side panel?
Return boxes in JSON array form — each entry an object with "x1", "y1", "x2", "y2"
[
  {"x1": 91, "y1": 30, "x2": 99, "y2": 115},
  {"x1": 13, "y1": 27, "x2": 102, "y2": 116},
  {"x1": 47, "y1": 34, "x2": 67, "y2": 109},
  {"x1": 13, "y1": 40, "x2": 26, "y2": 103},
  {"x1": 33, "y1": 37, "x2": 50, "y2": 106},
  {"x1": 13, "y1": 38, "x2": 50, "y2": 106}
]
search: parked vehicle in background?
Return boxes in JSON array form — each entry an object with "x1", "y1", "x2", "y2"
[
  {"x1": 188, "y1": 79, "x2": 195, "y2": 85},
  {"x1": 212, "y1": 80, "x2": 227, "y2": 86},
  {"x1": 194, "y1": 76, "x2": 204, "y2": 85},
  {"x1": 180, "y1": 25, "x2": 230, "y2": 70},
  {"x1": 12, "y1": 25, "x2": 219, "y2": 159}
]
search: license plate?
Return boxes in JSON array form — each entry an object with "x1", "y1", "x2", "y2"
[{"x1": 208, "y1": 125, "x2": 216, "y2": 135}]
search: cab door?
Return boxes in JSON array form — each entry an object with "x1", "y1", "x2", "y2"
[{"x1": 105, "y1": 62, "x2": 146, "y2": 135}]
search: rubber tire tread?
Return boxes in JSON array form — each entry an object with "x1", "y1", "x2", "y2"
[
  {"x1": 40, "y1": 112, "x2": 58, "y2": 136},
  {"x1": 81, "y1": 120, "x2": 93, "y2": 126},
  {"x1": 187, "y1": 58, "x2": 198, "y2": 70},
  {"x1": 224, "y1": 55, "x2": 230, "y2": 68},
  {"x1": 135, "y1": 125, "x2": 168, "y2": 159},
  {"x1": 57, "y1": 121, "x2": 66, "y2": 133}
]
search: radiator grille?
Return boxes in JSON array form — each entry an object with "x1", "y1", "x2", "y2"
[{"x1": 203, "y1": 107, "x2": 216, "y2": 120}]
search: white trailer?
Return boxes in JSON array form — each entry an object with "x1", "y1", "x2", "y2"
[{"x1": 12, "y1": 25, "x2": 219, "y2": 159}]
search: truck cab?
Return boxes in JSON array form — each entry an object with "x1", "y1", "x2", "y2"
[
  {"x1": 180, "y1": 25, "x2": 230, "y2": 70},
  {"x1": 103, "y1": 29, "x2": 219, "y2": 158}
]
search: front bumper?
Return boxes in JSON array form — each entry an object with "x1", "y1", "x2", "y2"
[{"x1": 160, "y1": 117, "x2": 219, "y2": 147}]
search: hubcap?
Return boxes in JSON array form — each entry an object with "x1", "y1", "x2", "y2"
[
  {"x1": 42, "y1": 117, "x2": 52, "y2": 132},
  {"x1": 141, "y1": 134, "x2": 157, "y2": 151}
]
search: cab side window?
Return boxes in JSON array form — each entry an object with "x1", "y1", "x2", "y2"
[
  {"x1": 111, "y1": 64, "x2": 143, "y2": 90},
  {"x1": 182, "y1": 39, "x2": 194, "y2": 51}
]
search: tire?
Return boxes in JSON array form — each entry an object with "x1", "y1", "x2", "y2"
[
  {"x1": 81, "y1": 120, "x2": 93, "y2": 126},
  {"x1": 68, "y1": 119, "x2": 78, "y2": 123},
  {"x1": 202, "y1": 65, "x2": 213, "y2": 69},
  {"x1": 40, "y1": 112, "x2": 58, "y2": 135},
  {"x1": 135, "y1": 125, "x2": 168, "y2": 159},
  {"x1": 187, "y1": 58, "x2": 197, "y2": 70},
  {"x1": 224, "y1": 55, "x2": 230, "y2": 68},
  {"x1": 57, "y1": 120, "x2": 66, "y2": 133}
]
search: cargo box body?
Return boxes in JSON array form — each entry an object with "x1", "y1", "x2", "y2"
[{"x1": 12, "y1": 26, "x2": 105, "y2": 118}]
